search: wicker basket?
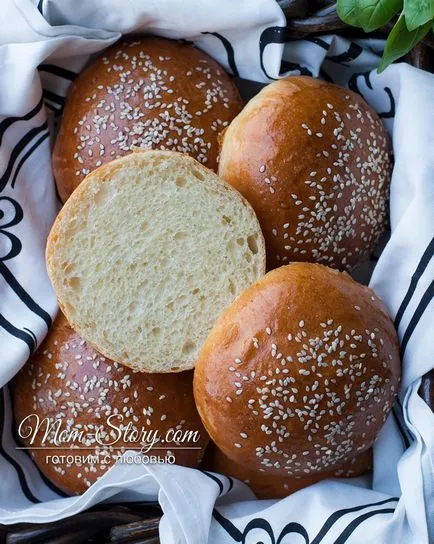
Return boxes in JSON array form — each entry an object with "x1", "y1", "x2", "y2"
[{"x1": 1, "y1": 3, "x2": 432, "y2": 543}]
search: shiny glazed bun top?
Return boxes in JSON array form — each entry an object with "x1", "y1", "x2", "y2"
[
  {"x1": 53, "y1": 37, "x2": 243, "y2": 202},
  {"x1": 218, "y1": 76, "x2": 392, "y2": 271},
  {"x1": 13, "y1": 313, "x2": 208, "y2": 496},
  {"x1": 194, "y1": 263, "x2": 400, "y2": 477}
]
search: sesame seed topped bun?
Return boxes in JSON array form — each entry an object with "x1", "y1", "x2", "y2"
[
  {"x1": 202, "y1": 442, "x2": 372, "y2": 499},
  {"x1": 13, "y1": 313, "x2": 209, "y2": 496},
  {"x1": 53, "y1": 37, "x2": 243, "y2": 202},
  {"x1": 218, "y1": 76, "x2": 392, "y2": 271},
  {"x1": 194, "y1": 263, "x2": 400, "y2": 477}
]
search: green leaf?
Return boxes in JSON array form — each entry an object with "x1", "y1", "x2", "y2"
[
  {"x1": 404, "y1": 0, "x2": 434, "y2": 31},
  {"x1": 336, "y1": 0, "x2": 364, "y2": 28},
  {"x1": 337, "y1": 0, "x2": 403, "y2": 32},
  {"x1": 377, "y1": 15, "x2": 432, "y2": 73}
]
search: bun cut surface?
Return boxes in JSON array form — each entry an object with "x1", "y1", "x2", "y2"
[
  {"x1": 218, "y1": 76, "x2": 392, "y2": 271},
  {"x1": 194, "y1": 263, "x2": 400, "y2": 477},
  {"x1": 46, "y1": 151, "x2": 265, "y2": 373},
  {"x1": 13, "y1": 314, "x2": 208, "y2": 496},
  {"x1": 53, "y1": 37, "x2": 243, "y2": 202}
]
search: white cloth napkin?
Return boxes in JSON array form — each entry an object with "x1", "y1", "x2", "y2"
[{"x1": 0, "y1": 0, "x2": 433, "y2": 542}]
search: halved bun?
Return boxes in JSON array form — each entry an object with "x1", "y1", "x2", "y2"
[{"x1": 46, "y1": 151, "x2": 265, "y2": 373}]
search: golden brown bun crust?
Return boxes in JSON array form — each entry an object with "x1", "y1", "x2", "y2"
[
  {"x1": 218, "y1": 76, "x2": 392, "y2": 271},
  {"x1": 53, "y1": 37, "x2": 243, "y2": 202},
  {"x1": 202, "y1": 443, "x2": 372, "y2": 499},
  {"x1": 194, "y1": 263, "x2": 400, "y2": 477},
  {"x1": 12, "y1": 313, "x2": 208, "y2": 495}
]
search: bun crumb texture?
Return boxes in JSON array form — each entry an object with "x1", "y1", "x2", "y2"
[{"x1": 46, "y1": 151, "x2": 265, "y2": 373}]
